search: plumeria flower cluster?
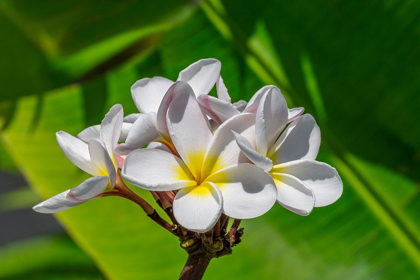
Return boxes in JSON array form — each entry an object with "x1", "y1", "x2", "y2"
[{"x1": 34, "y1": 58, "x2": 342, "y2": 275}]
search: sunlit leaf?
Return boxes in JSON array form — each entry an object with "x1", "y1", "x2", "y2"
[{"x1": 0, "y1": 235, "x2": 103, "y2": 280}]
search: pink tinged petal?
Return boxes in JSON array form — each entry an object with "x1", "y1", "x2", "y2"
[
  {"x1": 216, "y1": 76, "x2": 231, "y2": 103},
  {"x1": 167, "y1": 84, "x2": 212, "y2": 181},
  {"x1": 244, "y1": 85, "x2": 272, "y2": 113},
  {"x1": 177, "y1": 58, "x2": 221, "y2": 97},
  {"x1": 115, "y1": 112, "x2": 159, "y2": 155},
  {"x1": 100, "y1": 104, "x2": 123, "y2": 162},
  {"x1": 116, "y1": 154, "x2": 126, "y2": 169},
  {"x1": 67, "y1": 176, "x2": 110, "y2": 201},
  {"x1": 202, "y1": 113, "x2": 255, "y2": 178},
  {"x1": 123, "y1": 113, "x2": 141, "y2": 123},
  {"x1": 121, "y1": 149, "x2": 196, "y2": 191},
  {"x1": 232, "y1": 131, "x2": 273, "y2": 172},
  {"x1": 173, "y1": 182, "x2": 223, "y2": 233},
  {"x1": 131, "y1": 77, "x2": 174, "y2": 113},
  {"x1": 256, "y1": 86, "x2": 288, "y2": 153},
  {"x1": 233, "y1": 100, "x2": 247, "y2": 112},
  {"x1": 288, "y1": 107, "x2": 304, "y2": 122},
  {"x1": 197, "y1": 95, "x2": 239, "y2": 125},
  {"x1": 207, "y1": 164, "x2": 277, "y2": 219},
  {"x1": 56, "y1": 131, "x2": 99, "y2": 176},
  {"x1": 271, "y1": 173, "x2": 315, "y2": 216},
  {"x1": 88, "y1": 139, "x2": 116, "y2": 187},
  {"x1": 269, "y1": 114, "x2": 320, "y2": 165},
  {"x1": 33, "y1": 190, "x2": 81, "y2": 214},
  {"x1": 273, "y1": 160, "x2": 343, "y2": 207}
]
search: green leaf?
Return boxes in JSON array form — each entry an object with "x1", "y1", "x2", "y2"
[
  {"x1": 0, "y1": 187, "x2": 40, "y2": 213},
  {"x1": 0, "y1": 0, "x2": 195, "y2": 102},
  {"x1": 0, "y1": 235, "x2": 104, "y2": 280},
  {"x1": 0, "y1": 0, "x2": 192, "y2": 57}
]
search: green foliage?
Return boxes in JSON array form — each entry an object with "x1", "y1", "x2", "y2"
[
  {"x1": 0, "y1": 235, "x2": 103, "y2": 279},
  {"x1": 0, "y1": 187, "x2": 40, "y2": 213},
  {"x1": 1, "y1": 0, "x2": 420, "y2": 279}
]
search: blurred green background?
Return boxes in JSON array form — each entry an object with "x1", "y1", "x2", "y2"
[{"x1": 1, "y1": 0, "x2": 420, "y2": 279}]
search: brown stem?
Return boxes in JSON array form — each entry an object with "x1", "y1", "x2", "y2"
[
  {"x1": 220, "y1": 214, "x2": 229, "y2": 232},
  {"x1": 147, "y1": 210, "x2": 174, "y2": 233},
  {"x1": 150, "y1": 191, "x2": 162, "y2": 207},
  {"x1": 214, "y1": 219, "x2": 221, "y2": 238},
  {"x1": 164, "y1": 206, "x2": 178, "y2": 225},
  {"x1": 179, "y1": 254, "x2": 213, "y2": 280},
  {"x1": 227, "y1": 219, "x2": 241, "y2": 241},
  {"x1": 98, "y1": 172, "x2": 175, "y2": 235},
  {"x1": 166, "y1": 191, "x2": 175, "y2": 202},
  {"x1": 158, "y1": 191, "x2": 173, "y2": 210}
]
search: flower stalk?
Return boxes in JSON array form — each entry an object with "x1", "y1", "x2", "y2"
[
  {"x1": 179, "y1": 253, "x2": 213, "y2": 280},
  {"x1": 99, "y1": 172, "x2": 174, "y2": 234}
]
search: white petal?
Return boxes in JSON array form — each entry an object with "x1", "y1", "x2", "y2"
[
  {"x1": 173, "y1": 182, "x2": 222, "y2": 233},
  {"x1": 207, "y1": 164, "x2": 277, "y2": 219},
  {"x1": 267, "y1": 117, "x2": 298, "y2": 157},
  {"x1": 33, "y1": 190, "x2": 81, "y2": 213},
  {"x1": 177, "y1": 58, "x2": 221, "y2": 96},
  {"x1": 147, "y1": 142, "x2": 172, "y2": 153},
  {"x1": 78, "y1": 125, "x2": 100, "y2": 143},
  {"x1": 216, "y1": 76, "x2": 231, "y2": 103},
  {"x1": 115, "y1": 112, "x2": 159, "y2": 155},
  {"x1": 88, "y1": 139, "x2": 116, "y2": 187},
  {"x1": 233, "y1": 100, "x2": 247, "y2": 112},
  {"x1": 120, "y1": 122, "x2": 132, "y2": 142},
  {"x1": 78, "y1": 123, "x2": 131, "y2": 143},
  {"x1": 244, "y1": 85, "x2": 272, "y2": 113},
  {"x1": 271, "y1": 173, "x2": 315, "y2": 216},
  {"x1": 255, "y1": 86, "x2": 288, "y2": 153},
  {"x1": 123, "y1": 113, "x2": 141, "y2": 123},
  {"x1": 156, "y1": 81, "x2": 193, "y2": 140},
  {"x1": 202, "y1": 113, "x2": 255, "y2": 178},
  {"x1": 269, "y1": 114, "x2": 320, "y2": 164},
  {"x1": 67, "y1": 176, "x2": 110, "y2": 201},
  {"x1": 131, "y1": 77, "x2": 174, "y2": 113},
  {"x1": 255, "y1": 104, "x2": 268, "y2": 155},
  {"x1": 167, "y1": 84, "x2": 212, "y2": 181},
  {"x1": 100, "y1": 104, "x2": 123, "y2": 161},
  {"x1": 288, "y1": 107, "x2": 304, "y2": 122},
  {"x1": 121, "y1": 149, "x2": 196, "y2": 191},
  {"x1": 56, "y1": 131, "x2": 99, "y2": 176},
  {"x1": 232, "y1": 131, "x2": 273, "y2": 172},
  {"x1": 273, "y1": 160, "x2": 343, "y2": 207},
  {"x1": 197, "y1": 95, "x2": 239, "y2": 125}
]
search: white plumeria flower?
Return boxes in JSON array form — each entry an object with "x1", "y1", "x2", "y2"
[
  {"x1": 122, "y1": 82, "x2": 277, "y2": 233},
  {"x1": 33, "y1": 105, "x2": 123, "y2": 213},
  {"x1": 232, "y1": 86, "x2": 343, "y2": 216},
  {"x1": 115, "y1": 58, "x2": 222, "y2": 155},
  {"x1": 198, "y1": 82, "x2": 304, "y2": 126},
  {"x1": 78, "y1": 113, "x2": 134, "y2": 168}
]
